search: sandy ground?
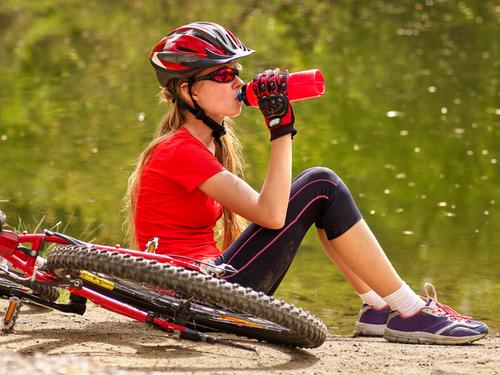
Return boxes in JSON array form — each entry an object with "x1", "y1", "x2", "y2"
[{"x1": 0, "y1": 299, "x2": 498, "y2": 375}]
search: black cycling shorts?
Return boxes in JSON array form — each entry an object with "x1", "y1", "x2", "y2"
[{"x1": 215, "y1": 167, "x2": 363, "y2": 295}]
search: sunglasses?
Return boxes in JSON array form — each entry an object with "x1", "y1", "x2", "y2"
[{"x1": 193, "y1": 66, "x2": 241, "y2": 84}]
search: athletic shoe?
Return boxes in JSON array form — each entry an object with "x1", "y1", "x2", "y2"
[
  {"x1": 353, "y1": 304, "x2": 391, "y2": 337},
  {"x1": 384, "y1": 283, "x2": 488, "y2": 345}
]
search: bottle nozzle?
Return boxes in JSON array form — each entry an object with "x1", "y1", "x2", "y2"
[{"x1": 236, "y1": 84, "x2": 248, "y2": 105}]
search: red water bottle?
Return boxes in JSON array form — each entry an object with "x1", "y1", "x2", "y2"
[{"x1": 237, "y1": 69, "x2": 326, "y2": 107}]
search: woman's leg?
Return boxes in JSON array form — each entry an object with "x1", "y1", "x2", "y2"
[
  {"x1": 219, "y1": 166, "x2": 401, "y2": 297},
  {"x1": 317, "y1": 227, "x2": 390, "y2": 311},
  {"x1": 316, "y1": 201, "x2": 424, "y2": 316},
  {"x1": 317, "y1": 222, "x2": 403, "y2": 297},
  {"x1": 219, "y1": 166, "x2": 411, "y2": 303},
  {"x1": 217, "y1": 167, "x2": 363, "y2": 294},
  {"x1": 313, "y1": 179, "x2": 488, "y2": 344},
  {"x1": 316, "y1": 228, "x2": 372, "y2": 294},
  {"x1": 309, "y1": 175, "x2": 423, "y2": 313},
  {"x1": 218, "y1": 166, "x2": 488, "y2": 344}
]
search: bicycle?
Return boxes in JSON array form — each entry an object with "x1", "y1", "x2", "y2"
[{"x1": 0, "y1": 210, "x2": 327, "y2": 351}]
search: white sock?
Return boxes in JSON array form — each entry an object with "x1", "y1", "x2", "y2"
[
  {"x1": 358, "y1": 290, "x2": 387, "y2": 309},
  {"x1": 382, "y1": 282, "x2": 425, "y2": 316}
]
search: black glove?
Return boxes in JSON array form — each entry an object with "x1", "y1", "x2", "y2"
[{"x1": 252, "y1": 68, "x2": 296, "y2": 141}]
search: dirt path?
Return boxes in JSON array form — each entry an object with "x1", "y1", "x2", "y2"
[{"x1": 0, "y1": 300, "x2": 498, "y2": 374}]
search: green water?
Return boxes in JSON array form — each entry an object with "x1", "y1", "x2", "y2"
[{"x1": 0, "y1": 1, "x2": 498, "y2": 335}]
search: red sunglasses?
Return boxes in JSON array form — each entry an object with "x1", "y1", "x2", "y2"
[{"x1": 193, "y1": 66, "x2": 241, "y2": 84}]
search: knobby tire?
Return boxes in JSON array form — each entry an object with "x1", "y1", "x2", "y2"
[
  {"x1": 47, "y1": 245, "x2": 327, "y2": 348},
  {"x1": 75, "y1": 273, "x2": 317, "y2": 346}
]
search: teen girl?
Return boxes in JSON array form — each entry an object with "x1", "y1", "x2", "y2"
[{"x1": 125, "y1": 22, "x2": 487, "y2": 345}]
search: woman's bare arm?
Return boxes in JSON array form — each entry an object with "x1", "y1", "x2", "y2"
[{"x1": 199, "y1": 135, "x2": 292, "y2": 229}]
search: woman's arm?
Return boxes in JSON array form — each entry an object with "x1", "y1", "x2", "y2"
[
  {"x1": 200, "y1": 68, "x2": 296, "y2": 229},
  {"x1": 199, "y1": 135, "x2": 292, "y2": 229}
]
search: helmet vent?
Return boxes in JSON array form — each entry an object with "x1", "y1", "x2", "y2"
[{"x1": 176, "y1": 46, "x2": 197, "y2": 53}]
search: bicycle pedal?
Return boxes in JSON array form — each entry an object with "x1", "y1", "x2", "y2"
[{"x1": 2, "y1": 296, "x2": 22, "y2": 333}]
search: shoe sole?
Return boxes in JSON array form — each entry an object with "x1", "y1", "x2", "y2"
[
  {"x1": 353, "y1": 321, "x2": 385, "y2": 337},
  {"x1": 384, "y1": 328, "x2": 487, "y2": 345}
]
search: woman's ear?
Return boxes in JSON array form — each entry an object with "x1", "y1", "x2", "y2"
[
  {"x1": 179, "y1": 82, "x2": 189, "y2": 100},
  {"x1": 179, "y1": 83, "x2": 192, "y2": 104},
  {"x1": 179, "y1": 82, "x2": 198, "y2": 104}
]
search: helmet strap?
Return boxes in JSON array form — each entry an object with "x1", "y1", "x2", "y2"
[{"x1": 176, "y1": 79, "x2": 226, "y2": 148}]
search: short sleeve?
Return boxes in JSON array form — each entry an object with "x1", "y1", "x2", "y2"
[{"x1": 149, "y1": 137, "x2": 224, "y2": 192}]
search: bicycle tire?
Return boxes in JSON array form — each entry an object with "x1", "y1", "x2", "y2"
[
  {"x1": 47, "y1": 245, "x2": 327, "y2": 347},
  {"x1": 75, "y1": 272, "x2": 319, "y2": 345},
  {"x1": 0, "y1": 274, "x2": 60, "y2": 302}
]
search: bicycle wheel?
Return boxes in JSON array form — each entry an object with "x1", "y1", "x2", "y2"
[
  {"x1": 71, "y1": 271, "x2": 318, "y2": 346},
  {"x1": 47, "y1": 245, "x2": 327, "y2": 348}
]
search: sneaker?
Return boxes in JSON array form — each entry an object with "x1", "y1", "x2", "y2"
[
  {"x1": 353, "y1": 304, "x2": 391, "y2": 337},
  {"x1": 384, "y1": 283, "x2": 488, "y2": 345}
]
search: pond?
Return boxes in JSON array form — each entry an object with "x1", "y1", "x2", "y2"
[{"x1": 0, "y1": 1, "x2": 498, "y2": 335}]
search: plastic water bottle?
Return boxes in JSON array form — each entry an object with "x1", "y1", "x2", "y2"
[{"x1": 237, "y1": 69, "x2": 326, "y2": 107}]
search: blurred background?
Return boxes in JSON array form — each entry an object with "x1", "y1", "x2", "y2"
[{"x1": 0, "y1": 0, "x2": 498, "y2": 334}]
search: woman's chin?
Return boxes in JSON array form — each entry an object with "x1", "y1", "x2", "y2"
[
  {"x1": 209, "y1": 107, "x2": 241, "y2": 121},
  {"x1": 230, "y1": 107, "x2": 243, "y2": 118}
]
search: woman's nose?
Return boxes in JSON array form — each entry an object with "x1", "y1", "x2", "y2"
[{"x1": 234, "y1": 76, "x2": 244, "y2": 88}]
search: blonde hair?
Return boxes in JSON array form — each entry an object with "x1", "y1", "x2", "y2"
[{"x1": 124, "y1": 77, "x2": 246, "y2": 251}]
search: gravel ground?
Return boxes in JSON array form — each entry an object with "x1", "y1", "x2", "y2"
[{"x1": 0, "y1": 300, "x2": 498, "y2": 374}]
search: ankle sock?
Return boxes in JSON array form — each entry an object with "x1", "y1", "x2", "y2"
[
  {"x1": 382, "y1": 282, "x2": 425, "y2": 316},
  {"x1": 358, "y1": 290, "x2": 387, "y2": 309}
]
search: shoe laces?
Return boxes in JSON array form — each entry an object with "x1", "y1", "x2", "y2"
[{"x1": 423, "y1": 282, "x2": 472, "y2": 321}]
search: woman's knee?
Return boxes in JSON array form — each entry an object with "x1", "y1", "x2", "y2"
[
  {"x1": 290, "y1": 166, "x2": 362, "y2": 240},
  {"x1": 314, "y1": 172, "x2": 362, "y2": 239},
  {"x1": 292, "y1": 166, "x2": 356, "y2": 206},
  {"x1": 295, "y1": 166, "x2": 342, "y2": 185},
  {"x1": 313, "y1": 167, "x2": 354, "y2": 204}
]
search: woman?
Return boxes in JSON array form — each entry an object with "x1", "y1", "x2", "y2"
[{"x1": 125, "y1": 22, "x2": 487, "y2": 345}]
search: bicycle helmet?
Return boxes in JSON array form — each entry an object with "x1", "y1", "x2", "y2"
[
  {"x1": 151, "y1": 21, "x2": 255, "y2": 87},
  {"x1": 149, "y1": 22, "x2": 255, "y2": 146}
]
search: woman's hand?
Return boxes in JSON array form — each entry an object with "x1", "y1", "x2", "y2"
[{"x1": 253, "y1": 69, "x2": 296, "y2": 141}]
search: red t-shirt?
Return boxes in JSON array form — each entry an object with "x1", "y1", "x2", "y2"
[{"x1": 135, "y1": 127, "x2": 224, "y2": 259}]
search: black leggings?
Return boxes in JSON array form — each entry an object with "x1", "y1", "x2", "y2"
[{"x1": 215, "y1": 167, "x2": 363, "y2": 295}]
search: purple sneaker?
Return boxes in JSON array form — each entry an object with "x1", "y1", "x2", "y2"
[
  {"x1": 353, "y1": 304, "x2": 391, "y2": 337},
  {"x1": 384, "y1": 283, "x2": 488, "y2": 345}
]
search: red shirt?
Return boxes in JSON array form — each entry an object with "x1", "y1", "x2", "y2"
[{"x1": 135, "y1": 127, "x2": 224, "y2": 259}]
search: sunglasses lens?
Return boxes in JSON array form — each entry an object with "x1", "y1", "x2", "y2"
[{"x1": 213, "y1": 68, "x2": 237, "y2": 83}]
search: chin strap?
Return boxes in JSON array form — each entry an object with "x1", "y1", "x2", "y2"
[{"x1": 176, "y1": 79, "x2": 226, "y2": 148}]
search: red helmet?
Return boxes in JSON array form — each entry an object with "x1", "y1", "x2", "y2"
[{"x1": 150, "y1": 22, "x2": 255, "y2": 87}]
